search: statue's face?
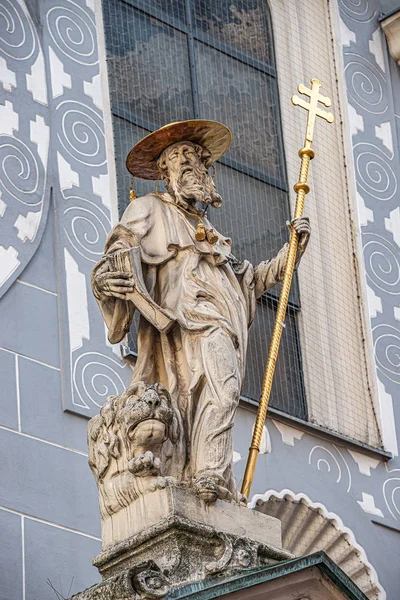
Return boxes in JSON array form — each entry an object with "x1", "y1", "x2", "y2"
[
  {"x1": 157, "y1": 141, "x2": 222, "y2": 209},
  {"x1": 161, "y1": 141, "x2": 202, "y2": 178}
]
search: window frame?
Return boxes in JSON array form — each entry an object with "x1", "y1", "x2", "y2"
[{"x1": 103, "y1": 0, "x2": 308, "y2": 420}]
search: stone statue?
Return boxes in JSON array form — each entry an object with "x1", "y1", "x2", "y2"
[{"x1": 91, "y1": 120, "x2": 310, "y2": 506}]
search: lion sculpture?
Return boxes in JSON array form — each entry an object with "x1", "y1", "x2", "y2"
[{"x1": 88, "y1": 381, "x2": 179, "y2": 519}]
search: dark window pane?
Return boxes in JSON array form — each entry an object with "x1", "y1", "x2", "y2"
[
  {"x1": 195, "y1": 43, "x2": 284, "y2": 183},
  {"x1": 210, "y1": 163, "x2": 288, "y2": 263},
  {"x1": 209, "y1": 163, "x2": 299, "y2": 308},
  {"x1": 192, "y1": 0, "x2": 274, "y2": 66},
  {"x1": 126, "y1": 0, "x2": 187, "y2": 25},
  {"x1": 244, "y1": 301, "x2": 307, "y2": 419},
  {"x1": 103, "y1": 1, "x2": 194, "y2": 128},
  {"x1": 112, "y1": 118, "x2": 163, "y2": 215}
]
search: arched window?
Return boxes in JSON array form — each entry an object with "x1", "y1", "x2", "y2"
[{"x1": 103, "y1": 0, "x2": 307, "y2": 419}]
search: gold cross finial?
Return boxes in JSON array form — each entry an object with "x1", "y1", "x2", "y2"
[{"x1": 292, "y1": 78, "x2": 334, "y2": 144}]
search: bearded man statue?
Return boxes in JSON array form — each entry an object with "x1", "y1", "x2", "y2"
[{"x1": 91, "y1": 120, "x2": 310, "y2": 505}]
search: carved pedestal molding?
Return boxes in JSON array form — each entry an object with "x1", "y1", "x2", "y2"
[
  {"x1": 70, "y1": 486, "x2": 291, "y2": 599},
  {"x1": 71, "y1": 383, "x2": 291, "y2": 599}
]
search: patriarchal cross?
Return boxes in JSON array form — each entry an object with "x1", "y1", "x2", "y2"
[{"x1": 241, "y1": 78, "x2": 334, "y2": 499}]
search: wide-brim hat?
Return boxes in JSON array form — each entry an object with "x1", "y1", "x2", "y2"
[{"x1": 126, "y1": 119, "x2": 232, "y2": 180}]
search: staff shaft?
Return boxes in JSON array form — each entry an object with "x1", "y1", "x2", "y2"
[{"x1": 240, "y1": 144, "x2": 314, "y2": 499}]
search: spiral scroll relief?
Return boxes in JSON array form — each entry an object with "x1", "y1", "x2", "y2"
[
  {"x1": 0, "y1": 0, "x2": 36, "y2": 62},
  {"x1": 344, "y1": 55, "x2": 387, "y2": 115},
  {"x1": 363, "y1": 233, "x2": 400, "y2": 295},
  {"x1": 72, "y1": 351, "x2": 128, "y2": 409},
  {"x1": 0, "y1": 135, "x2": 44, "y2": 205},
  {"x1": 339, "y1": 0, "x2": 376, "y2": 23},
  {"x1": 46, "y1": 0, "x2": 97, "y2": 66},
  {"x1": 63, "y1": 197, "x2": 112, "y2": 263},
  {"x1": 372, "y1": 324, "x2": 400, "y2": 385},
  {"x1": 56, "y1": 100, "x2": 106, "y2": 167},
  {"x1": 354, "y1": 143, "x2": 397, "y2": 202}
]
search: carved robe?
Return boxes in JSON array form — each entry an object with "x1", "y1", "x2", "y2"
[{"x1": 92, "y1": 193, "x2": 289, "y2": 499}]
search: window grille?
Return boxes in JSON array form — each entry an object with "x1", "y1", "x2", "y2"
[{"x1": 102, "y1": 0, "x2": 307, "y2": 419}]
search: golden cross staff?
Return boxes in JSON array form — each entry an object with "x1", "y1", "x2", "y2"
[{"x1": 241, "y1": 78, "x2": 334, "y2": 499}]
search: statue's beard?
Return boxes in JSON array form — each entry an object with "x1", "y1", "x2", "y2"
[{"x1": 167, "y1": 164, "x2": 222, "y2": 209}]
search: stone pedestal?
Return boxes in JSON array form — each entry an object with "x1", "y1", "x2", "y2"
[{"x1": 69, "y1": 487, "x2": 292, "y2": 599}]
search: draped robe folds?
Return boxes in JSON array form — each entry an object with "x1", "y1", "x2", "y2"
[{"x1": 92, "y1": 193, "x2": 289, "y2": 500}]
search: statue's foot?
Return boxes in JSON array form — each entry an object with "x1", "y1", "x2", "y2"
[
  {"x1": 194, "y1": 476, "x2": 218, "y2": 504},
  {"x1": 128, "y1": 451, "x2": 161, "y2": 477}
]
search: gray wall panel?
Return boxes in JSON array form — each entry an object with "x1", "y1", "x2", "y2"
[
  {"x1": 0, "y1": 282, "x2": 59, "y2": 368},
  {"x1": 19, "y1": 205, "x2": 57, "y2": 294},
  {"x1": 19, "y1": 357, "x2": 88, "y2": 454},
  {"x1": 0, "y1": 510, "x2": 23, "y2": 600},
  {"x1": 0, "y1": 428, "x2": 100, "y2": 537},
  {"x1": 24, "y1": 519, "x2": 100, "y2": 600},
  {"x1": 0, "y1": 349, "x2": 18, "y2": 430}
]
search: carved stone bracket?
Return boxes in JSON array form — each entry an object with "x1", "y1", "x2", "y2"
[
  {"x1": 87, "y1": 486, "x2": 292, "y2": 597},
  {"x1": 69, "y1": 561, "x2": 170, "y2": 600}
]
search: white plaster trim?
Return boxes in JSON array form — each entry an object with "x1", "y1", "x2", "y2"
[
  {"x1": 30, "y1": 115, "x2": 50, "y2": 170},
  {"x1": 384, "y1": 206, "x2": 400, "y2": 248},
  {"x1": 348, "y1": 104, "x2": 364, "y2": 137},
  {"x1": 0, "y1": 56, "x2": 16, "y2": 91},
  {"x1": 366, "y1": 284, "x2": 383, "y2": 319},
  {"x1": 0, "y1": 100, "x2": 18, "y2": 135},
  {"x1": 0, "y1": 246, "x2": 20, "y2": 287},
  {"x1": 17, "y1": 279, "x2": 57, "y2": 296},
  {"x1": 329, "y1": 0, "x2": 387, "y2": 452},
  {"x1": 348, "y1": 449, "x2": 380, "y2": 476},
  {"x1": 15, "y1": 355, "x2": 21, "y2": 433},
  {"x1": 376, "y1": 378, "x2": 398, "y2": 456},
  {"x1": 14, "y1": 210, "x2": 42, "y2": 243},
  {"x1": 48, "y1": 46, "x2": 72, "y2": 99},
  {"x1": 0, "y1": 505, "x2": 100, "y2": 541},
  {"x1": 94, "y1": 0, "x2": 119, "y2": 226},
  {"x1": 0, "y1": 424, "x2": 88, "y2": 457},
  {"x1": 0, "y1": 195, "x2": 6, "y2": 217},
  {"x1": 358, "y1": 492, "x2": 384, "y2": 517},
  {"x1": 0, "y1": 346, "x2": 60, "y2": 371},
  {"x1": 21, "y1": 516, "x2": 25, "y2": 600},
  {"x1": 26, "y1": 50, "x2": 48, "y2": 105},
  {"x1": 339, "y1": 17, "x2": 356, "y2": 46},
  {"x1": 375, "y1": 121, "x2": 394, "y2": 156},
  {"x1": 84, "y1": 73, "x2": 103, "y2": 110},
  {"x1": 232, "y1": 451, "x2": 242, "y2": 464},
  {"x1": 64, "y1": 249, "x2": 90, "y2": 353},
  {"x1": 272, "y1": 420, "x2": 304, "y2": 446},
  {"x1": 369, "y1": 28, "x2": 386, "y2": 73},
  {"x1": 57, "y1": 152, "x2": 79, "y2": 191}
]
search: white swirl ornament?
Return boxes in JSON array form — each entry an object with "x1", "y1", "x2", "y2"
[
  {"x1": 372, "y1": 324, "x2": 400, "y2": 384},
  {"x1": 344, "y1": 55, "x2": 387, "y2": 114},
  {"x1": 363, "y1": 233, "x2": 400, "y2": 295},
  {"x1": 0, "y1": 0, "x2": 36, "y2": 62},
  {"x1": 339, "y1": 0, "x2": 376, "y2": 24},
  {"x1": 0, "y1": 0, "x2": 49, "y2": 299},
  {"x1": 46, "y1": 0, "x2": 97, "y2": 66},
  {"x1": 72, "y1": 351, "x2": 128, "y2": 409},
  {"x1": 63, "y1": 196, "x2": 111, "y2": 263},
  {"x1": 354, "y1": 143, "x2": 396, "y2": 201},
  {"x1": 56, "y1": 100, "x2": 106, "y2": 167}
]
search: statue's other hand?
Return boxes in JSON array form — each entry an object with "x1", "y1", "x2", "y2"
[
  {"x1": 95, "y1": 270, "x2": 135, "y2": 301},
  {"x1": 287, "y1": 216, "x2": 311, "y2": 257}
]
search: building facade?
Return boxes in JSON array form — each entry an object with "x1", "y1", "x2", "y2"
[{"x1": 0, "y1": 0, "x2": 399, "y2": 598}]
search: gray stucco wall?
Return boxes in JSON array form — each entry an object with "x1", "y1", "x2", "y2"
[{"x1": 0, "y1": 0, "x2": 399, "y2": 599}]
